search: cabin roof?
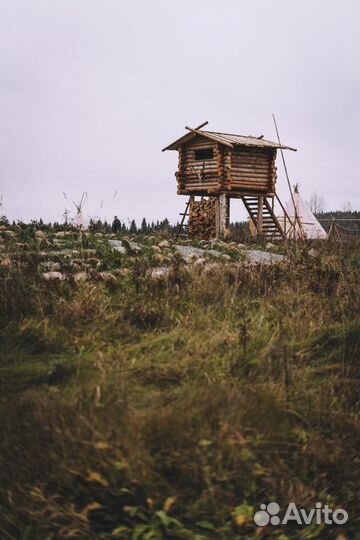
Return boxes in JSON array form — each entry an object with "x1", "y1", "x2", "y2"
[{"x1": 162, "y1": 129, "x2": 297, "y2": 152}]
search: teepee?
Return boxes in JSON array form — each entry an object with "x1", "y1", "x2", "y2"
[
  {"x1": 282, "y1": 186, "x2": 327, "y2": 240},
  {"x1": 71, "y1": 193, "x2": 89, "y2": 230}
]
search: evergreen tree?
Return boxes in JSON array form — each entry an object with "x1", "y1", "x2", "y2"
[
  {"x1": 129, "y1": 219, "x2": 137, "y2": 233},
  {"x1": 141, "y1": 217, "x2": 147, "y2": 233}
]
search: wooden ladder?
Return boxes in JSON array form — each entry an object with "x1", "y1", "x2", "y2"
[
  {"x1": 175, "y1": 196, "x2": 193, "y2": 240},
  {"x1": 241, "y1": 195, "x2": 286, "y2": 240}
]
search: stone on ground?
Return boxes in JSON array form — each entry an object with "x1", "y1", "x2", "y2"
[
  {"x1": 43, "y1": 271, "x2": 64, "y2": 281},
  {"x1": 244, "y1": 250, "x2": 284, "y2": 264}
]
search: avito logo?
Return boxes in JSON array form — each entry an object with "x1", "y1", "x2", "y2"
[{"x1": 254, "y1": 502, "x2": 348, "y2": 527}]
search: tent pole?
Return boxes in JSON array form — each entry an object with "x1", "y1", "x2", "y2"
[{"x1": 272, "y1": 114, "x2": 304, "y2": 240}]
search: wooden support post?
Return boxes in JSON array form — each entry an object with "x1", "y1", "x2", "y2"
[
  {"x1": 226, "y1": 196, "x2": 230, "y2": 228},
  {"x1": 257, "y1": 195, "x2": 264, "y2": 236},
  {"x1": 217, "y1": 194, "x2": 229, "y2": 237}
]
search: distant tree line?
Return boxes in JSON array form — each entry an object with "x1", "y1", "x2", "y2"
[
  {"x1": 1, "y1": 212, "x2": 359, "y2": 236},
  {"x1": 89, "y1": 217, "x2": 175, "y2": 234},
  {"x1": 0, "y1": 215, "x2": 177, "y2": 234}
]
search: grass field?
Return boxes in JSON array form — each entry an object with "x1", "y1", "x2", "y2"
[{"x1": 0, "y1": 228, "x2": 359, "y2": 539}]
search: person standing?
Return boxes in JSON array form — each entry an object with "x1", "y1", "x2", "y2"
[{"x1": 112, "y1": 215, "x2": 121, "y2": 233}]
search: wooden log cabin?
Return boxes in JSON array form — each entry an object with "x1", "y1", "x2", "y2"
[{"x1": 162, "y1": 121, "x2": 297, "y2": 239}]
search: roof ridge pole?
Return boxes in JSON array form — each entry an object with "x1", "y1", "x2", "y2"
[{"x1": 272, "y1": 114, "x2": 304, "y2": 240}]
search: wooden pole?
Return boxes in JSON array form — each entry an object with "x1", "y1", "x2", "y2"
[
  {"x1": 193, "y1": 121, "x2": 209, "y2": 130},
  {"x1": 226, "y1": 196, "x2": 230, "y2": 228},
  {"x1": 272, "y1": 114, "x2": 304, "y2": 239},
  {"x1": 257, "y1": 195, "x2": 264, "y2": 236},
  {"x1": 218, "y1": 194, "x2": 228, "y2": 237}
]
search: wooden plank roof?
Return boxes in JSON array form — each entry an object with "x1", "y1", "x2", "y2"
[{"x1": 162, "y1": 128, "x2": 297, "y2": 152}]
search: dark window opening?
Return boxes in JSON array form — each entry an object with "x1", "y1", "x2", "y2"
[{"x1": 194, "y1": 148, "x2": 214, "y2": 161}]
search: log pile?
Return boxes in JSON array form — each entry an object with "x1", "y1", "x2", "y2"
[{"x1": 188, "y1": 198, "x2": 217, "y2": 239}]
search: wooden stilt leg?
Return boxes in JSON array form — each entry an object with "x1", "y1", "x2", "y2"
[
  {"x1": 257, "y1": 195, "x2": 264, "y2": 236},
  {"x1": 218, "y1": 194, "x2": 228, "y2": 238}
]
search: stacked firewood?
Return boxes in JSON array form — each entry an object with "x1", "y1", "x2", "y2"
[{"x1": 188, "y1": 198, "x2": 217, "y2": 239}]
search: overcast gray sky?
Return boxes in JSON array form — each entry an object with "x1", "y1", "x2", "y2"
[{"x1": 1, "y1": 0, "x2": 359, "y2": 224}]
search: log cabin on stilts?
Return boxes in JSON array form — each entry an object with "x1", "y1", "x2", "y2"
[{"x1": 162, "y1": 121, "x2": 297, "y2": 240}]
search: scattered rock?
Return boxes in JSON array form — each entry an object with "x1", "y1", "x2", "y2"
[
  {"x1": 117, "y1": 238, "x2": 142, "y2": 253},
  {"x1": 74, "y1": 272, "x2": 88, "y2": 282},
  {"x1": 1, "y1": 256, "x2": 12, "y2": 267},
  {"x1": 194, "y1": 257, "x2": 206, "y2": 266},
  {"x1": 35, "y1": 230, "x2": 46, "y2": 239},
  {"x1": 151, "y1": 245, "x2": 161, "y2": 253},
  {"x1": 237, "y1": 243, "x2": 246, "y2": 249},
  {"x1": 41, "y1": 261, "x2": 62, "y2": 271},
  {"x1": 148, "y1": 267, "x2": 173, "y2": 279},
  {"x1": 153, "y1": 253, "x2": 165, "y2": 264},
  {"x1": 2, "y1": 230, "x2": 16, "y2": 239},
  {"x1": 158, "y1": 240, "x2": 171, "y2": 249},
  {"x1": 244, "y1": 250, "x2": 285, "y2": 265},
  {"x1": 112, "y1": 268, "x2": 131, "y2": 277},
  {"x1": 207, "y1": 249, "x2": 227, "y2": 259},
  {"x1": 129, "y1": 241, "x2": 142, "y2": 253},
  {"x1": 71, "y1": 262, "x2": 82, "y2": 272},
  {"x1": 43, "y1": 271, "x2": 64, "y2": 281},
  {"x1": 55, "y1": 231, "x2": 72, "y2": 238},
  {"x1": 86, "y1": 257, "x2": 101, "y2": 268},
  {"x1": 174, "y1": 244, "x2": 225, "y2": 263},
  {"x1": 99, "y1": 271, "x2": 117, "y2": 284},
  {"x1": 308, "y1": 248, "x2": 318, "y2": 257},
  {"x1": 88, "y1": 268, "x2": 99, "y2": 279},
  {"x1": 174, "y1": 245, "x2": 205, "y2": 262},
  {"x1": 266, "y1": 242, "x2": 275, "y2": 250},
  {"x1": 109, "y1": 239, "x2": 127, "y2": 254}
]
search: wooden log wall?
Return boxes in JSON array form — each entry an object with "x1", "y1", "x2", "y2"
[
  {"x1": 177, "y1": 136, "x2": 220, "y2": 191},
  {"x1": 224, "y1": 148, "x2": 232, "y2": 189},
  {"x1": 176, "y1": 137, "x2": 278, "y2": 196},
  {"x1": 176, "y1": 146, "x2": 185, "y2": 194},
  {"x1": 229, "y1": 147, "x2": 276, "y2": 193}
]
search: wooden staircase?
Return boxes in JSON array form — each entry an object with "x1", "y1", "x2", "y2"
[{"x1": 241, "y1": 195, "x2": 285, "y2": 240}]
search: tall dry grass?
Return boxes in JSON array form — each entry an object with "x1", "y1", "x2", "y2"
[{"x1": 0, "y1": 240, "x2": 359, "y2": 539}]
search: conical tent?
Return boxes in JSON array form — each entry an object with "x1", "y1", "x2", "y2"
[
  {"x1": 282, "y1": 189, "x2": 327, "y2": 240},
  {"x1": 72, "y1": 209, "x2": 89, "y2": 229},
  {"x1": 71, "y1": 193, "x2": 89, "y2": 230}
]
